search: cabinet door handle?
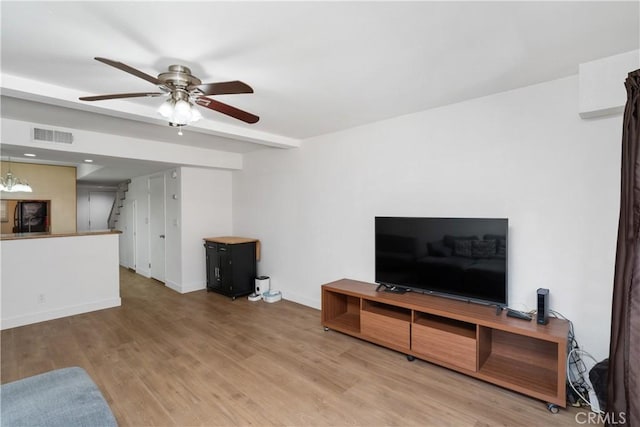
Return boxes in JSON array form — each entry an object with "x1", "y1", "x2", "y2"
[{"x1": 159, "y1": 234, "x2": 165, "y2": 239}]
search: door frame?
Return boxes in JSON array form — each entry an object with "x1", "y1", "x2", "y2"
[
  {"x1": 128, "y1": 199, "x2": 137, "y2": 270},
  {"x1": 148, "y1": 175, "x2": 166, "y2": 283}
]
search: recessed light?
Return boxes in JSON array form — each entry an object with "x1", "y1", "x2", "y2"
[
  {"x1": 84, "y1": 159, "x2": 93, "y2": 163},
  {"x1": 24, "y1": 153, "x2": 36, "y2": 157}
]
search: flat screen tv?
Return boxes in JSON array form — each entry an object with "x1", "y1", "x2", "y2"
[{"x1": 375, "y1": 217, "x2": 508, "y2": 306}]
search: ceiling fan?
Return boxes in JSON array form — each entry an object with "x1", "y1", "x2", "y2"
[{"x1": 79, "y1": 57, "x2": 259, "y2": 133}]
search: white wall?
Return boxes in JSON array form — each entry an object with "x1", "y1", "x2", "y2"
[
  {"x1": 579, "y1": 49, "x2": 639, "y2": 118},
  {"x1": 180, "y1": 167, "x2": 233, "y2": 292},
  {"x1": 1, "y1": 233, "x2": 121, "y2": 329},
  {"x1": 165, "y1": 169, "x2": 181, "y2": 290},
  {"x1": 119, "y1": 166, "x2": 233, "y2": 293},
  {"x1": 233, "y1": 75, "x2": 621, "y2": 361}
]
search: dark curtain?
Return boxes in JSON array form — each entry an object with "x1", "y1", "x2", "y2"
[{"x1": 608, "y1": 69, "x2": 640, "y2": 426}]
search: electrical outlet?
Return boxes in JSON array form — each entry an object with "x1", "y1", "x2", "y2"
[{"x1": 37, "y1": 294, "x2": 45, "y2": 304}]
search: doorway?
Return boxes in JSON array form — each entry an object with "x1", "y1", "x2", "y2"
[{"x1": 89, "y1": 191, "x2": 116, "y2": 230}]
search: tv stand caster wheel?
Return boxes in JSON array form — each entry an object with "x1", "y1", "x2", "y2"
[
  {"x1": 406, "y1": 355, "x2": 415, "y2": 362},
  {"x1": 324, "y1": 327, "x2": 330, "y2": 332},
  {"x1": 546, "y1": 403, "x2": 559, "y2": 414},
  {"x1": 232, "y1": 296, "x2": 236, "y2": 301}
]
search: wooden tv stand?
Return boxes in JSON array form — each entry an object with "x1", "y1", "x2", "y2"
[{"x1": 321, "y1": 279, "x2": 569, "y2": 410}]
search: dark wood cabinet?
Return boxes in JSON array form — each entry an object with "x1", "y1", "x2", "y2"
[{"x1": 204, "y1": 237, "x2": 259, "y2": 300}]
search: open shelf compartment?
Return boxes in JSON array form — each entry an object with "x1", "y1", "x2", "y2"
[
  {"x1": 362, "y1": 300, "x2": 411, "y2": 322},
  {"x1": 477, "y1": 327, "x2": 560, "y2": 400},
  {"x1": 322, "y1": 290, "x2": 361, "y2": 334},
  {"x1": 413, "y1": 312, "x2": 476, "y2": 339}
]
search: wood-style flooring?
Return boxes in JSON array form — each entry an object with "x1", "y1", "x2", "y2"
[{"x1": 2, "y1": 268, "x2": 590, "y2": 426}]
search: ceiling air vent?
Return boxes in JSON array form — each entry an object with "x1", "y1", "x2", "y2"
[{"x1": 33, "y1": 127, "x2": 74, "y2": 144}]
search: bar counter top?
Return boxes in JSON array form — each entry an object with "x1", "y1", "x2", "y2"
[
  {"x1": 203, "y1": 236, "x2": 261, "y2": 260},
  {"x1": 1, "y1": 228, "x2": 121, "y2": 329},
  {"x1": 0, "y1": 230, "x2": 121, "y2": 241}
]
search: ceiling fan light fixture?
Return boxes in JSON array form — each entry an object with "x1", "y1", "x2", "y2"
[
  {"x1": 190, "y1": 105, "x2": 202, "y2": 122},
  {"x1": 159, "y1": 96, "x2": 201, "y2": 128},
  {"x1": 157, "y1": 99, "x2": 174, "y2": 118},
  {"x1": 172, "y1": 99, "x2": 191, "y2": 124},
  {"x1": 168, "y1": 122, "x2": 185, "y2": 136},
  {"x1": 80, "y1": 58, "x2": 259, "y2": 127}
]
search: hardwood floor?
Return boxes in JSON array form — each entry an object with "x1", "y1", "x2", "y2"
[{"x1": 2, "y1": 268, "x2": 589, "y2": 426}]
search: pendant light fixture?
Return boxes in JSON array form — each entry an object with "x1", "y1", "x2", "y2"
[{"x1": 1, "y1": 158, "x2": 33, "y2": 193}]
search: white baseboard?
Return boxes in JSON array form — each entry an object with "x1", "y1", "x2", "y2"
[
  {"x1": 281, "y1": 291, "x2": 320, "y2": 310},
  {"x1": 165, "y1": 280, "x2": 205, "y2": 294},
  {"x1": 165, "y1": 280, "x2": 181, "y2": 293},
  {"x1": 1, "y1": 297, "x2": 122, "y2": 330},
  {"x1": 136, "y1": 268, "x2": 151, "y2": 278},
  {"x1": 180, "y1": 280, "x2": 206, "y2": 294}
]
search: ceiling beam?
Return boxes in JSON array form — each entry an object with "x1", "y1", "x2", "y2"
[
  {"x1": 1, "y1": 74, "x2": 300, "y2": 149},
  {"x1": 1, "y1": 118, "x2": 243, "y2": 171}
]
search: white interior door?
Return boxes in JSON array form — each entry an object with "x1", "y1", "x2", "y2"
[
  {"x1": 89, "y1": 191, "x2": 116, "y2": 230},
  {"x1": 149, "y1": 176, "x2": 166, "y2": 283},
  {"x1": 123, "y1": 199, "x2": 137, "y2": 270}
]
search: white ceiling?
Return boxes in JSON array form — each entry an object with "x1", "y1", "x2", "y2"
[{"x1": 1, "y1": 1, "x2": 638, "y2": 183}]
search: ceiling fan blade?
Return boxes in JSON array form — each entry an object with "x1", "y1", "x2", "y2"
[
  {"x1": 79, "y1": 92, "x2": 164, "y2": 101},
  {"x1": 195, "y1": 97, "x2": 259, "y2": 124},
  {"x1": 94, "y1": 57, "x2": 161, "y2": 85},
  {"x1": 196, "y1": 81, "x2": 254, "y2": 96}
]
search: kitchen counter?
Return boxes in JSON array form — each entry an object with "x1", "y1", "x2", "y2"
[
  {"x1": 1, "y1": 230, "x2": 121, "y2": 329},
  {"x1": 0, "y1": 230, "x2": 120, "y2": 241}
]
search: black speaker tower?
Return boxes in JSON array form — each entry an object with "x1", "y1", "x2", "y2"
[{"x1": 537, "y1": 288, "x2": 549, "y2": 325}]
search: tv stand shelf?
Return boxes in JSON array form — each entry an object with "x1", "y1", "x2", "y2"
[{"x1": 321, "y1": 279, "x2": 569, "y2": 409}]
